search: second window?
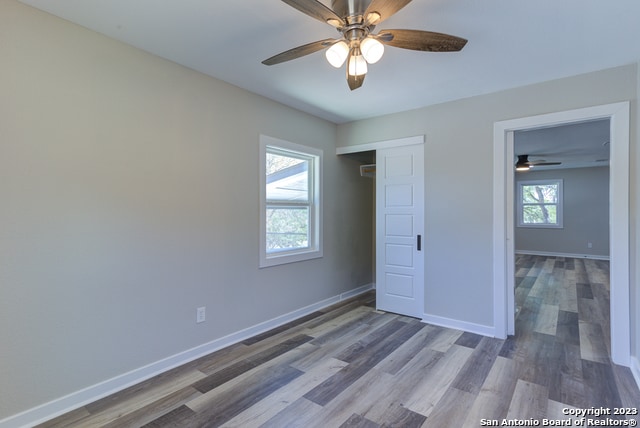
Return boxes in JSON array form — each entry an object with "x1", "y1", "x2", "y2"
[{"x1": 517, "y1": 179, "x2": 563, "y2": 228}]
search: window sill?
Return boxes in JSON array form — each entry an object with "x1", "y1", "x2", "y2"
[{"x1": 259, "y1": 249, "x2": 323, "y2": 268}]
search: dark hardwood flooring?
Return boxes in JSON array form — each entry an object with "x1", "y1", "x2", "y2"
[{"x1": 37, "y1": 255, "x2": 640, "y2": 427}]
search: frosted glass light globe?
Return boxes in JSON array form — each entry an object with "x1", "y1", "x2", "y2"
[
  {"x1": 347, "y1": 50, "x2": 368, "y2": 76},
  {"x1": 325, "y1": 41, "x2": 349, "y2": 68},
  {"x1": 360, "y1": 37, "x2": 384, "y2": 64}
]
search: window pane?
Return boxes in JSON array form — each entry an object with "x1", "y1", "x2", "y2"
[
  {"x1": 522, "y1": 185, "x2": 558, "y2": 204},
  {"x1": 266, "y1": 152, "x2": 309, "y2": 201},
  {"x1": 523, "y1": 204, "x2": 557, "y2": 224},
  {"x1": 266, "y1": 207, "x2": 309, "y2": 252}
]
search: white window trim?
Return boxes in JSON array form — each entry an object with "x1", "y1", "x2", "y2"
[
  {"x1": 259, "y1": 135, "x2": 323, "y2": 268},
  {"x1": 517, "y1": 179, "x2": 563, "y2": 228}
]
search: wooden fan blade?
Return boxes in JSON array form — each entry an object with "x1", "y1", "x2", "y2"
[
  {"x1": 262, "y1": 39, "x2": 336, "y2": 65},
  {"x1": 281, "y1": 0, "x2": 345, "y2": 28},
  {"x1": 363, "y1": 0, "x2": 413, "y2": 26},
  {"x1": 378, "y1": 29, "x2": 467, "y2": 52},
  {"x1": 531, "y1": 162, "x2": 562, "y2": 166}
]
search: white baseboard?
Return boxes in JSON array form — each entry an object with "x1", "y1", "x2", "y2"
[
  {"x1": 515, "y1": 250, "x2": 609, "y2": 261},
  {"x1": 421, "y1": 313, "x2": 495, "y2": 337},
  {"x1": 0, "y1": 284, "x2": 374, "y2": 428},
  {"x1": 631, "y1": 356, "x2": 640, "y2": 391},
  {"x1": 340, "y1": 283, "x2": 374, "y2": 299}
]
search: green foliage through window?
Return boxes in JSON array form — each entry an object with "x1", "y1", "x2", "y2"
[
  {"x1": 518, "y1": 180, "x2": 562, "y2": 228},
  {"x1": 266, "y1": 207, "x2": 309, "y2": 252}
]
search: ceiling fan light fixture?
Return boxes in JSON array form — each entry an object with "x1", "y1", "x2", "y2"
[
  {"x1": 360, "y1": 37, "x2": 384, "y2": 64},
  {"x1": 262, "y1": 0, "x2": 468, "y2": 90},
  {"x1": 325, "y1": 41, "x2": 349, "y2": 68},
  {"x1": 515, "y1": 155, "x2": 531, "y2": 171},
  {"x1": 347, "y1": 47, "x2": 367, "y2": 77}
]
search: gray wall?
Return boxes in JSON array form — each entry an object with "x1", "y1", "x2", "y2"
[
  {"x1": 514, "y1": 167, "x2": 610, "y2": 257},
  {"x1": 0, "y1": 1, "x2": 373, "y2": 420},
  {"x1": 336, "y1": 65, "x2": 638, "y2": 352}
]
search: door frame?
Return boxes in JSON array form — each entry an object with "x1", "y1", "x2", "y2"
[{"x1": 492, "y1": 102, "x2": 630, "y2": 366}]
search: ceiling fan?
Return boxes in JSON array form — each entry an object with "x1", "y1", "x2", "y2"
[
  {"x1": 515, "y1": 154, "x2": 562, "y2": 171},
  {"x1": 262, "y1": 0, "x2": 468, "y2": 90}
]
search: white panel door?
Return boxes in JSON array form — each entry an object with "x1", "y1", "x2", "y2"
[{"x1": 376, "y1": 143, "x2": 424, "y2": 318}]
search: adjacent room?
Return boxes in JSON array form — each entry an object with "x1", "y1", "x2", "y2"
[{"x1": 1, "y1": 0, "x2": 639, "y2": 427}]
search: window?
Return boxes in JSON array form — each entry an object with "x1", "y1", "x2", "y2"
[
  {"x1": 517, "y1": 179, "x2": 563, "y2": 228},
  {"x1": 259, "y1": 135, "x2": 322, "y2": 267}
]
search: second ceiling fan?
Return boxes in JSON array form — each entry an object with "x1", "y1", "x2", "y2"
[
  {"x1": 262, "y1": 0, "x2": 468, "y2": 90},
  {"x1": 515, "y1": 155, "x2": 562, "y2": 171}
]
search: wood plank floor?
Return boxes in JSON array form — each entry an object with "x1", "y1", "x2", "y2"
[{"x1": 38, "y1": 256, "x2": 640, "y2": 427}]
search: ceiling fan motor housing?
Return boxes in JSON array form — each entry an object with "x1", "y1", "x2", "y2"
[{"x1": 331, "y1": 0, "x2": 370, "y2": 18}]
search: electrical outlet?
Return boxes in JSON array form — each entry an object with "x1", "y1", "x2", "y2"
[
  {"x1": 587, "y1": 242, "x2": 593, "y2": 249},
  {"x1": 196, "y1": 307, "x2": 206, "y2": 323}
]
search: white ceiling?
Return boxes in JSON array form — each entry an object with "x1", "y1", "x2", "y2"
[
  {"x1": 18, "y1": 0, "x2": 640, "y2": 124},
  {"x1": 515, "y1": 119, "x2": 610, "y2": 170}
]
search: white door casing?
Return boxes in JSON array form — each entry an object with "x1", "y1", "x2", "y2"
[
  {"x1": 493, "y1": 102, "x2": 630, "y2": 366},
  {"x1": 376, "y1": 143, "x2": 425, "y2": 318}
]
